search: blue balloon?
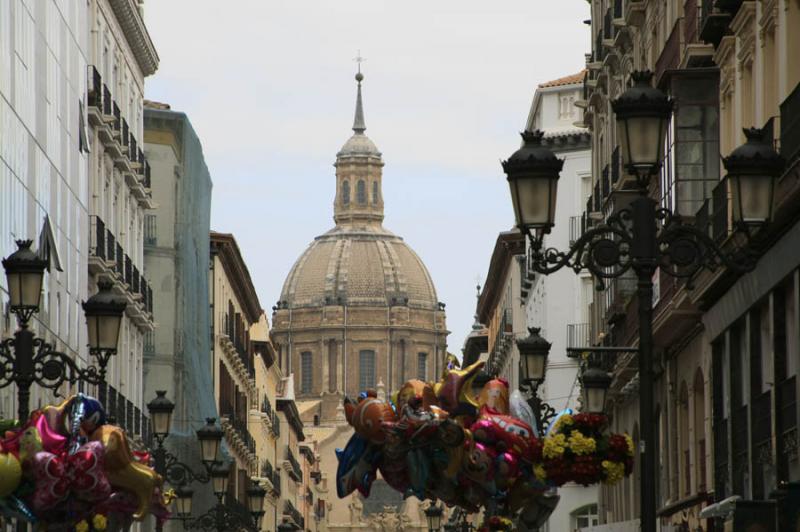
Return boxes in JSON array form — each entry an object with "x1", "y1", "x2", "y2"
[{"x1": 336, "y1": 434, "x2": 381, "y2": 499}]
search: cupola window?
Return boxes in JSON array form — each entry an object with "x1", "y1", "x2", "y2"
[
  {"x1": 357, "y1": 180, "x2": 367, "y2": 204},
  {"x1": 342, "y1": 180, "x2": 350, "y2": 205},
  {"x1": 372, "y1": 181, "x2": 379, "y2": 204}
]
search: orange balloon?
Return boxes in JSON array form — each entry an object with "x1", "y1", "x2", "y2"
[{"x1": 90, "y1": 425, "x2": 163, "y2": 520}]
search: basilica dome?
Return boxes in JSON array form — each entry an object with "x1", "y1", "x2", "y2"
[
  {"x1": 279, "y1": 224, "x2": 438, "y2": 309},
  {"x1": 279, "y1": 72, "x2": 438, "y2": 310}
]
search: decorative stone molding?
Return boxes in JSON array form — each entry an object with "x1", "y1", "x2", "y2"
[
  {"x1": 108, "y1": 0, "x2": 159, "y2": 76},
  {"x1": 730, "y1": 1, "x2": 757, "y2": 70},
  {"x1": 759, "y1": 0, "x2": 778, "y2": 44}
]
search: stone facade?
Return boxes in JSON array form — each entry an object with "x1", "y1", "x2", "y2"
[{"x1": 271, "y1": 73, "x2": 447, "y2": 531}]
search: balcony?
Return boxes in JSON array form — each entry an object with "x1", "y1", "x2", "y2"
[
  {"x1": 217, "y1": 333, "x2": 257, "y2": 397},
  {"x1": 699, "y1": 0, "x2": 732, "y2": 48},
  {"x1": 284, "y1": 500, "x2": 304, "y2": 530},
  {"x1": 88, "y1": 216, "x2": 154, "y2": 326},
  {"x1": 568, "y1": 215, "x2": 583, "y2": 245},
  {"x1": 220, "y1": 410, "x2": 257, "y2": 466},
  {"x1": 272, "y1": 470, "x2": 282, "y2": 497},
  {"x1": 624, "y1": 0, "x2": 646, "y2": 27},
  {"x1": 566, "y1": 323, "x2": 591, "y2": 350},
  {"x1": 86, "y1": 66, "x2": 153, "y2": 206},
  {"x1": 285, "y1": 446, "x2": 303, "y2": 482},
  {"x1": 781, "y1": 81, "x2": 800, "y2": 165},
  {"x1": 102, "y1": 384, "x2": 150, "y2": 444}
]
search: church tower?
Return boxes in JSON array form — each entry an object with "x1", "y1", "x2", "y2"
[{"x1": 334, "y1": 71, "x2": 385, "y2": 226}]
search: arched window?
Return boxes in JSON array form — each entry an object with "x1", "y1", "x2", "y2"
[
  {"x1": 417, "y1": 353, "x2": 427, "y2": 381},
  {"x1": 359, "y1": 350, "x2": 375, "y2": 391},
  {"x1": 356, "y1": 180, "x2": 366, "y2": 204},
  {"x1": 372, "y1": 181, "x2": 379, "y2": 204},
  {"x1": 693, "y1": 368, "x2": 706, "y2": 492},
  {"x1": 301, "y1": 351, "x2": 313, "y2": 393},
  {"x1": 570, "y1": 504, "x2": 598, "y2": 530},
  {"x1": 341, "y1": 181, "x2": 350, "y2": 205},
  {"x1": 679, "y1": 380, "x2": 690, "y2": 496}
]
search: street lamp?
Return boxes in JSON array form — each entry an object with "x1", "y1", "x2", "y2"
[
  {"x1": 723, "y1": 127, "x2": 785, "y2": 228},
  {"x1": 2, "y1": 239, "x2": 46, "y2": 323},
  {"x1": 611, "y1": 71, "x2": 673, "y2": 185},
  {"x1": 0, "y1": 240, "x2": 126, "y2": 421},
  {"x1": 501, "y1": 70, "x2": 783, "y2": 532},
  {"x1": 425, "y1": 503, "x2": 444, "y2": 532},
  {"x1": 502, "y1": 130, "x2": 564, "y2": 238},
  {"x1": 246, "y1": 483, "x2": 267, "y2": 527},
  {"x1": 517, "y1": 327, "x2": 551, "y2": 386},
  {"x1": 211, "y1": 462, "x2": 231, "y2": 498},
  {"x1": 147, "y1": 390, "x2": 175, "y2": 442},
  {"x1": 196, "y1": 417, "x2": 225, "y2": 465},
  {"x1": 580, "y1": 366, "x2": 612, "y2": 414},
  {"x1": 175, "y1": 486, "x2": 194, "y2": 519}
]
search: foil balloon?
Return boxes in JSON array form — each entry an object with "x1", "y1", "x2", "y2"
[
  {"x1": 470, "y1": 413, "x2": 536, "y2": 458},
  {"x1": 435, "y1": 360, "x2": 484, "y2": 413},
  {"x1": 462, "y1": 439, "x2": 497, "y2": 492},
  {"x1": 335, "y1": 434, "x2": 381, "y2": 498},
  {"x1": 90, "y1": 425, "x2": 162, "y2": 520},
  {"x1": 509, "y1": 389, "x2": 538, "y2": 437},
  {"x1": 405, "y1": 448, "x2": 431, "y2": 497},
  {"x1": 0, "y1": 452, "x2": 22, "y2": 497},
  {"x1": 343, "y1": 392, "x2": 396, "y2": 444},
  {"x1": 30, "y1": 412, "x2": 67, "y2": 454},
  {"x1": 0, "y1": 495, "x2": 36, "y2": 523},
  {"x1": 27, "y1": 441, "x2": 111, "y2": 512},
  {"x1": 478, "y1": 378, "x2": 510, "y2": 415}
]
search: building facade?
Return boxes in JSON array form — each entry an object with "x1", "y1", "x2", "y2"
[
  {"x1": 271, "y1": 72, "x2": 448, "y2": 531},
  {"x1": 86, "y1": 0, "x2": 158, "y2": 437},
  {"x1": 0, "y1": 0, "x2": 92, "y2": 418},
  {"x1": 579, "y1": 1, "x2": 800, "y2": 530},
  {"x1": 524, "y1": 72, "x2": 599, "y2": 532}
]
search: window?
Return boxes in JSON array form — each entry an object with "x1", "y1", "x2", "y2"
[
  {"x1": 341, "y1": 180, "x2": 350, "y2": 205},
  {"x1": 301, "y1": 352, "x2": 313, "y2": 393},
  {"x1": 357, "y1": 180, "x2": 366, "y2": 204},
  {"x1": 417, "y1": 352, "x2": 427, "y2": 381},
  {"x1": 144, "y1": 214, "x2": 157, "y2": 246},
  {"x1": 372, "y1": 181, "x2": 379, "y2": 204},
  {"x1": 359, "y1": 350, "x2": 375, "y2": 391},
  {"x1": 571, "y1": 504, "x2": 599, "y2": 530},
  {"x1": 659, "y1": 71, "x2": 720, "y2": 216}
]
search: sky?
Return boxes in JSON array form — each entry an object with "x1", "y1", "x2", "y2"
[{"x1": 143, "y1": 0, "x2": 590, "y2": 353}]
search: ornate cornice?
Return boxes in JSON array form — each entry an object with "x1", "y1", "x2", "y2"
[
  {"x1": 542, "y1": 131, "x2": 591, "y2": 151},
  {"x1": 108, "y1": 0, "x2": 159, "y2": 77},
  {"x1": 477, "y1": 230, "x2": 525, "y2": 324}
]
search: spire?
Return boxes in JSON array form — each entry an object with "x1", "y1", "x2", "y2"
[{"x1": 352, "y1": 71, "x2": 366, "y2": 133}]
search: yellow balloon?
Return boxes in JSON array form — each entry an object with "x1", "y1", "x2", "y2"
[
  {"x1": 0, "y1": 452, "x2": 22, "y2": 497},
  {"x1": 90, "y1": 425, "x2": 163, "y2": 520}
]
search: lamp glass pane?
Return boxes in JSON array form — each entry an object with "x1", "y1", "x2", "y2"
[
  {"x1": 626, "y1": 116, "x2": 665, "y2": 168},
  {"x1": 431, "y1": 512, "x2": 442, "y2": 529},
  {"x1": 20, "y1": 271, "x2": 44, "y2": 308},
  {"x1": 212, "y1": 473, "x2": 227, "y2": 496},
  {"x1": 151, "y1": 411, "x2": 172, "y2": 437},
  {"x1": 510, "y1": 176, "x2": 552, "y2": 228},
  {"x1": 5, "y1": 271, "x2": 21, "y2": 308},
  {"x1": 584, "y1": 387, "x2": 607, "y2": 413},
  {"x1": 97, "y1": 314, "x2": 122, "y2": 350},
  {"x1": 522, "y1": 352, "x2": 546, "y2": 382},
  {"x1": 200, "y1": 438, "x2": 220, "y2": 463},
  {"x1": 177, "y1": 492, "x2": 192, "y2": 517},
  {"x1": 732, "y1": 174, "x2": 773, "y2": 224},
  {"x1": 248, "y1": 491, "x2": 264, "y2": 513}
]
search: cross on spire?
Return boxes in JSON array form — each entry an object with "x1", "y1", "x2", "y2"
[{"x1": 353, "y1": 50, "x2": 366, "y2": 75}]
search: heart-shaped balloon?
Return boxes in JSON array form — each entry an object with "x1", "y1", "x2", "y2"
[{"x1": 28, "y1": 441, "x2": 111, "y2": 512}]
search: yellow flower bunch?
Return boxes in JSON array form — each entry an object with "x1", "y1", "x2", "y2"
[
  {"x1": 543, "y1": 433, "x2": 567, "y2": 458},
  {"x1": 602, "y1": 460, "x2": 625, "y2": 485},
  {"x1": 568, "y1": 431, "x2": 597, "y2": 455},
  {"x1": 534, "y1": 464, "x2": 547, "y2": 482},
  {"x1": 92, "y1": 514, "x2": 108, "y2": 531},
  {"x1": 554, "y1": 414, "x2": 574, "y2": 431},
  {"x1": 625, "y1": 434, "x2": 635, "y2": 457},
  {"x1": 75, "y1": 521, "x2": 89, "y2": 532}
]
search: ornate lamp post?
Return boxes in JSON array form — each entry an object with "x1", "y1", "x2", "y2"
[
  {"x1": 516, "y1": 327, "x2": 557, "y2": 429},
  {"x1": 1, "y1": 240, "x2": 126, "y2": 421},
  {"x1": 501, "y1": 71, "x2": 784, "y2": 532},
  {"x1": 424, "y1": 503, "x2": 444, "y2": 532},
  {"x1": 146, "y1": 391, "x2": 263, "y2": 532}
]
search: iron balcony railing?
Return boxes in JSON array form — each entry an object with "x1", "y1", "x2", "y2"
[
  {"x1": 103, "y1": 384, "x2": 150, "y2": 443},
  {"x1": 227, "y1": 412, "x2": 256, "y2": 455},
  {"x1": 611, "y1": 146, "x2": 621, "y2": 185},
  {"x1": 285, "y1": 501, "x2": 303, "y2": 530},
  {"x1": 614, "y1": 0, "x2": 623, "y2": 19},
  {"x1": 87, "y1": 66, "x2": 102, "y2": 109},
  {"x1": 781, "y1": 81, "x2": 800, "y2": 163},
  {"x1": 102, "y1": 84, "x2": 112, "y2": 115},
  {"x1": 144, "y1": 161, "x2": 151, "y2": 188},
  {"x1": 566, "y1": 323, "x2": 591, "y2": 350},
  {"x1": 273, "y1": 470, "x2": 281, "y2": 496},
  {"x1": 602, "y1": 164, "x2": 610, "y2": 200},
  {"x1": 113, "y1": 102, "x2": 121, "y2": 132},
  {"x1": 261, "y1": 459, "x2": 274, "y2": 480},
  {"x1": 568, "y1": 215, "x2": 583, "y2": 245},
  {"x1": 286, "y1": 446, "x2": 303, "y2": 481},
  {"x1": 121, "y1": 119, "x2": 129, "y2": 149},
  {"x1": 90, "y1": 215, "x2": 106, "y2": 260}
]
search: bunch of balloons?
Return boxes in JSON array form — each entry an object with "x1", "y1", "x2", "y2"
[
  {"x1": 335, "y1": 360, "x2": 632, "y2": 528},
  {"x1": 0, "y1": 394, "x2": 171, "y2": 530}
]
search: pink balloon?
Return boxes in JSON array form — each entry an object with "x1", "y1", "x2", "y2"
[
  {"x1": 28, "y1": 441, "x2": 111, "y2": 512},
  {"x1": 30, "y1": 412, "x2": 68, "y2": 454}
]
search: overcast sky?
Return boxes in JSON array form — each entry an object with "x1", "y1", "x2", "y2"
[{"x1": 143, "y1": 0, "x2": 590, "y2": 354}]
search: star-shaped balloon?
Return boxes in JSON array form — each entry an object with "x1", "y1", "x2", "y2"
[{"x1": 435, "y1": 360, "x2": 485, "y2": 413}]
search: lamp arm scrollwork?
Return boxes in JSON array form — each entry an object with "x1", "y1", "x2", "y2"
[
  {"x1": 182, "y1": 502, "x2": 257, "y2": 532},
  {"x1": 0, "y1": 338, "x2": 16, "y2": 388},
  {"x1": 153, "y1": 446, "x2": 212, "y2": 486}
]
